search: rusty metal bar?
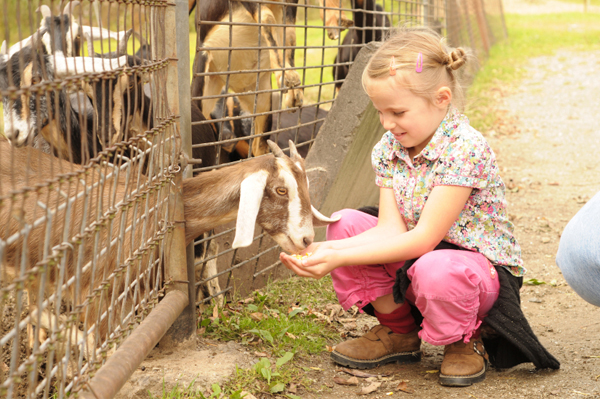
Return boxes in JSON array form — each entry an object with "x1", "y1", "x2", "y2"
[
  {"x1": 159, "y1": 0, "x2": 196, "y2": 347},
  {"x1": 79, "y1": 290, "x2": 188, "y2": 399}
]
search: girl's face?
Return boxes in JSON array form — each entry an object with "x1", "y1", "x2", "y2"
[{"x1": 365, "y1": 75, "x2": 451, "y2": 158}]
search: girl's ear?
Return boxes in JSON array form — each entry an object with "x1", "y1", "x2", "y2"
[{"x1": 435, "y1": 86, "x2": 453, "y2": 109}]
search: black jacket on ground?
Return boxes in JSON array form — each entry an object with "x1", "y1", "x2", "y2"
[{"x1": 357, "y1": 206, "x2": 560, "y2": 370}]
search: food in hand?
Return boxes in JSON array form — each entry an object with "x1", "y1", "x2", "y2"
[{"x1": 292, "y1": 252, "x2": 312, "y2": 260}]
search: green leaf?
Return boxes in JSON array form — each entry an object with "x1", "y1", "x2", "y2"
[
  {"x1": 286, "y1": 395, "x2": 302, "y2": 399},
  {"x1": 260, "y1": 330, "x2": 274, "y2": 344},
  {"x1": 261, "y1": 367, "x2": 272, "y2": 384},
  {"x1": 200, "y1": 318, "x2": 210, "y2": 327},
  {"x1": 524, "y1": 278, "x2": 546, "y2": 285},
  {"x1": 276, "y1": 352, "x2": 294, "y2": 368},
  {"x1": 210, "y1": 383, "x2": 222, "y2": 398},
  {"x1": 247, "y1": 304, "x2": 259, "y2": 312},
  {"x1": 288, "y1": 308, "x2": 303, "y2": 318},
  {"x1": 270, "y1": 382, "x2": 285, "y2": 393}
]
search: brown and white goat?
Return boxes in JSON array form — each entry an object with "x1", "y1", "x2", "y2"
[
  {"x1": 319, "y1": 0, "x2": 354, "y2": 40},
  {"x1": 0, "y1": 138, "x2": 338, "y2": 359},
  {"x1": 190, "y1": 0, "x2": 304, "y2": 157}
]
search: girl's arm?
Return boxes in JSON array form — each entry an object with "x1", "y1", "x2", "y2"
[
  {"x1": 324, "y1": 187, "x2": 407, "y2": 251},
  {"x1": 284, "y1": 184, "x2": 472, "y2": 278},
  {"x1": 341, "y1": 185, "x2": 472, "y2": 265}
]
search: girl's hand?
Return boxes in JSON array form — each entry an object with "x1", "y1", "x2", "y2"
[{"x1": 279, "y1": 242, "x2": 341, "y2": 279}]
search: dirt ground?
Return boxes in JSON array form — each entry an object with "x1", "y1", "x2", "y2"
[{"x1": 119, "y1": 5, "x2": 600, "y2": 399}]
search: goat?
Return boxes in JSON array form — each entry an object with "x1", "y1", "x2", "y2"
[
  {"x1": 210, "y1": 92, "x2": 328, "y2": 160},
  {"x1": 0, "y1": 30, "x2": 150, "y2": 164},
  {"x1": 189, "y1": 0, "x2": 305, "y2": 157},
  {"x1": 333, "y1": 0, "x2": 390, "y2": 93},
  {"x1": 319, "y1": 0, "x2": 354, "y2": 40},
  {"x1": 0, "y1": 137, "x2": 338, "y2": 361}
]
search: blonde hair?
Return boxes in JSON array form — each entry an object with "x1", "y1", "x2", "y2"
[{"x1": 362, "y1": 27, "x2": 469, "y2": 108}]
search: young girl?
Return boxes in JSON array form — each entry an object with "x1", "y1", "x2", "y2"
[{"x1": 280, "y1": 27, "x2": 559, "y2": 386}]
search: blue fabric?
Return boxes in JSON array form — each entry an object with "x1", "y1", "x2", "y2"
[{"x1": 556, "y1": 190, "x2": 600, "y2": 307}]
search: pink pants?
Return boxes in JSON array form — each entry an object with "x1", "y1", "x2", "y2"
[{"x1": 328, "y1": 209, "x2": 500, "y2": 346}]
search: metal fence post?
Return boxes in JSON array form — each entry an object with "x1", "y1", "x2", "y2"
[{"x1": 160, "y1": 0, "x2": 197, "y2": 347}]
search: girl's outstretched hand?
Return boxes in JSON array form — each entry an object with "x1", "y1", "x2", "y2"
[{"x1": 279, "y1": 242, "x2": 342, "y2": 279}]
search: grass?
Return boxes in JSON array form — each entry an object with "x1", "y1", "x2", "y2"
[
  {"x1": 195, "y1": 276, "x2": 341, "y2": 397},
  {"x1": 466, "y1": 12, "x2": 600, "y2": 132}
]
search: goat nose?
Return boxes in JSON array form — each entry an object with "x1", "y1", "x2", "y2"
[{"x1": 303, "y1": 236, "x2": 313, "y2": 248}]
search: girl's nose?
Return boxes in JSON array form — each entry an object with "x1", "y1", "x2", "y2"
[{"x1": 381, "y1": 116, "x2": 395, "y2": 131}]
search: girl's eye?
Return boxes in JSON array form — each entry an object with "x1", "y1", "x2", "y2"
[
  {"x1": 276, "y1": 187, "x2": 287, "y2": 196},
  {"x1": 393, "y1": 111, "x2": 405, "y2": 116}
]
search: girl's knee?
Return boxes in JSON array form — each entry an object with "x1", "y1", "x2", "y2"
[
  {"x1": 409, "y1": 250, "x2": 482, "y2": 297},
  {"x1": 326, "y1": 208, "x2": 376, "y2": 240}
]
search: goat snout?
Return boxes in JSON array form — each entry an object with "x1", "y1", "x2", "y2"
[
  {"x1": 303, "y1": 236, "x2": 313, "y2": 248},
  {"x1": 5, "y1": 128, "x2": 29, "y2": 147}
]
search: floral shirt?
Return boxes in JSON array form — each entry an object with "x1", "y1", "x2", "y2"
[{"x1": 371, "y1": 107, "x2": 525, "y2": 276}]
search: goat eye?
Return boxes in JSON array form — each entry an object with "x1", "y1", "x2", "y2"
[{"x1": 276, "y1": 187, "x2": 287, "y2": 196}]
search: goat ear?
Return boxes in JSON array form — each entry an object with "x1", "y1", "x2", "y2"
[
  {"x1": 232, "y1": 171, "x2": 269, "y2": 249},
  {"x1": 54, "y1": 55, "x2": 129, "y2": 76},
  {"x1": 311, "y1": 205, "x2": 341, "y2": 227},
  {"x1": 267, "y1": 139, "x2": 285, "y2": 158}
]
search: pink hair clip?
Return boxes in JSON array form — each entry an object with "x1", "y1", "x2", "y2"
[
  {"x1": 389, "y1": 56, "x2": 397, "y2": 76},
  {"x1": 415, "y1": 52, "x2": 423, "y2": 73}
]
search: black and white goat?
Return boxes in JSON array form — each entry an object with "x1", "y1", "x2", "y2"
[
  {"x1": 0, "y1": 137, "x2": 339, "y2": 358},
  {"x1": 0, "y1": 28, "x2": 150, "y2": 164},
  {"x1": 333, "y1": 0, "x2": 390, "y2": 93},
  {"x1": 210, "y1": 92, "x2": 328, "y2": 160}
]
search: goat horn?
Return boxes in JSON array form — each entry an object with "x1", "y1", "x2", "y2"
[
  {"x1": 62, "y1": 1, "x2": 81, "y2": 16},
  {"x1": 287, "y1": 140, "x2": 301, "y2": 160},
  {"x1": 118, "y1": 29, "x2": 134, "y2": 55},
  {"x1": 130, "y1": 29, "x2": 148, "y2": 47},
  {"x1": 36, "y1": 5, "x2": 52, "y2": 18},
  {"x1": 82, "y1": 32, "x2": 95, "y2": 57},
  {"x1": 267, "y1": 139, "x2": 285, "y2": 158},
  {"x1": 0, "y1": 40, "x2": 7, "y2": 56},
  {"x1": 311, "y1": 205, "x2": 342, "y2": 226}
]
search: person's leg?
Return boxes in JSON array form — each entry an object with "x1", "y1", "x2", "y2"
[
  {"x1": 556, "y1": 191, "x2": 600, "y2": 307},
  {"x1": 405, "y1": 249, "x2": 500, "y2": 386},
  {"x1": 326, "y1": 209, "x2": 421, "y2": 369}
]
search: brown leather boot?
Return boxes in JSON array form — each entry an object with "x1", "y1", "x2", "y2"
[
  {"x1": 330, "y1": 325, "x2": 421, "y2": 369},
  {"x1": 439, "y1": 338, "x2": 489, "y2": 386}
]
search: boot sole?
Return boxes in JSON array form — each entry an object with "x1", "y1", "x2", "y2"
[
  {"x1": 438, "y1": 361, "x2": 487, "y2": 387},
  {"x1": 330, "y1": 350, "x2": 422, "y2": 370}
]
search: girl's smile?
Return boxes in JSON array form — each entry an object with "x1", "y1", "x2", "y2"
[{"x1": 364, "y1": 76, "x2": 451, "y2": 158}]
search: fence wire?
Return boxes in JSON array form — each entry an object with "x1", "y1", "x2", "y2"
[
  {"x1": 0, "y1": 0, "x2": 506, "y2": 397},
  {"x1": 0, "y1": 0, "x2": 177, "y2": 397}
]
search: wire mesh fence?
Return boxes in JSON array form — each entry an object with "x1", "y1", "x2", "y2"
[
  {"x1": 0, "y1": 0, "x2": 506, "y2": 397},
  {"x1": 0, "y1": 0, "x2": 179, "y2": 397}
]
